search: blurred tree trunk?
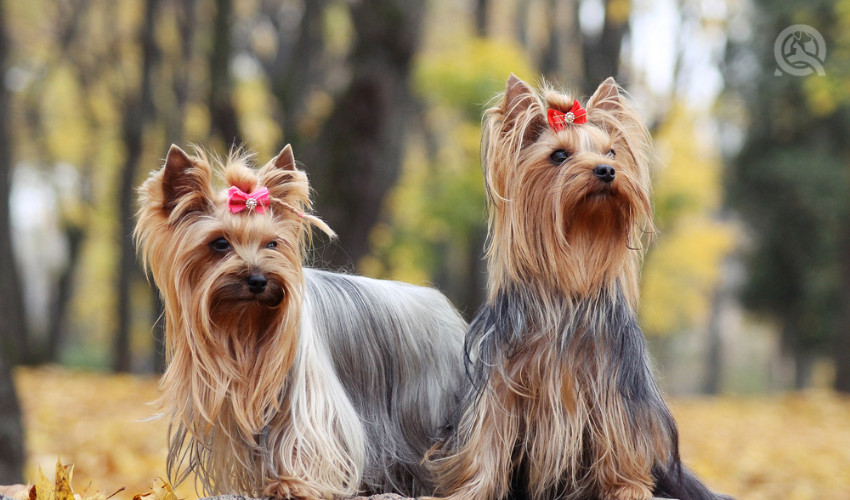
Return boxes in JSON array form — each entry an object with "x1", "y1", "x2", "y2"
[
  {"x1": 516, "y1": 0, "x2": 530, "y2": 49},
  {"x1": 540, "y1": 0, "x2": 583, "y2": 84},
  {"x1": 151, "y1": 0, "x2": 197, "y2": 375},
  {"x1": 835, "y1": 234, "x2": 850, "y2": 392},
  {"x1": 114, "y1": 0, "x2": 160, "y2": 373},
  {"x1": 793, "y1": 352, "x2": 814, "y2": 390},
  {"x1": 307, "y1": 0, "x2": 426, "y2": 269},
  {"x1": 0, "y1": 1, "x2": 25, "y2": 483},
  {"x1": 581, "y1": 0, "x2": 629, "y2": 94},
  {"x1": 262, "y1": 0, "x2": 327, "y2": 153},
  {"x1": 168, "y1": 0, "x2": 196, "y2": 145},
  {"x1": 781, "y1": 322, "x2": 814, "y2": 390},
  {"x1": 0, "y1": 0, "x2": 29, "y2": 364},
  {"x1": 702, "y1": 288, "x2": 723, "y2": 394},
  {"x1": 208, "y1": 0, "x2": 242, "y2": 148},
  {"x1": 474, "y1": 0, "x2": 490, "y2": 36},
  {"x1": 0, "y1": 348, "x2": 23, "y2": 484},
  {"x1": 45, "y1": 225, "x2": 84, "y2": 362}
]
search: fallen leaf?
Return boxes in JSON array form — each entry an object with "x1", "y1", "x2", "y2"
[
  {"x1": 35, "y1": 466, "x2": 53, "y2": 500},
  {"x1": 131, "y1": 478, "x2": 176, "y2": 500},
  {"x1": 54, "y1": 460, "x2": 74, "y2": 500}
]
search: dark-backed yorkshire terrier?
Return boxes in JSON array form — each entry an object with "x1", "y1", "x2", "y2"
[
  {"x1": 135, "y1": 144, "x2": 467, "y2": 499},
  {"x1": 427, "y1": 75, "x2": 732, "y2": 500}
]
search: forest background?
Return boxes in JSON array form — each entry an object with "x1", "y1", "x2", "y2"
[{"x1": 1, "y1": 0, "x2": 849, "y2": 499}]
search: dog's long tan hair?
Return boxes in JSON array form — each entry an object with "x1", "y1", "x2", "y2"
[
  {"x1": 427, "y1": 76, "x2": 689, "y2": 500},
  {"x1": 134, "y1": 145, "x2": 362, "y2": 497}
]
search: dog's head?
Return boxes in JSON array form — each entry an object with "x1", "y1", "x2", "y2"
[
  {"x1": 482, "y1": 74, "x2": 653, "y2": 303},
  {"x1": 137, "y1": 144, "x2": 331, "y2": 327},
  {"x1": 135, "y1": 144, "x2": 333, "y2": 436}
]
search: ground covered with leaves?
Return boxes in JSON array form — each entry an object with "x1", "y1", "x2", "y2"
[{"x1": 13, "y1": 367, "x2": 850, "y2": 500}]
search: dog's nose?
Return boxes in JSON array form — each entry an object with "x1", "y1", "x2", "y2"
[
  {"x1": 246, "y1": 273, "x2": 268, "y2": 294},
  {"x1": 593, "y1": 164, "x2": 615, "y2": 183}
]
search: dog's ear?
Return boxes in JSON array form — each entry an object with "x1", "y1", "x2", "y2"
[
  {"x1": 272, "y1": 144, "x2": 297, "y2": 171},
  {"x1": 160, "y1": 144, "x2": 213, "y2": 217},
  {"x1": 502, "y1": 73, "x2": 545, "y2": 145},
  {"x1": 259, "y1": 145, "x2": 336, "y2": 237},
  {"x1": 587, "y1": 77, "x2": 621, "y2": 112},
  {"x1": 259, "y1": 144, "x2": 301, "y2": 202},
  {"x1": 503, "y1": 73, "x2": 535, "y2": 124}
]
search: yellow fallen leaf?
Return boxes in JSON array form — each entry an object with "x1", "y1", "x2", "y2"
[
  {"x1": 35, "y1": 466, "x2": 54, "y2": 500},
  {"x1": 81, "y1": 490, "x2": 108, "y2": 500},
  {"x1": 131, "y1": 478, "x2": 176, "y2": 500},
  {"x1": 54, "y1": 460, "x2": 74, "y2": 500}
]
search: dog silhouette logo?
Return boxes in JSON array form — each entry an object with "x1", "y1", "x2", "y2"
[{"x1": 774, "y1": 24, "x2": 826, "y2": 77}]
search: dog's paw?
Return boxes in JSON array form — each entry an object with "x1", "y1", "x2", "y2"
[
  {"x1": 263, "y1": 477, "x2": 333, "y2": 500},
  {"x1": 603, "y1": 484, "x2": 653, "y2": 500}
]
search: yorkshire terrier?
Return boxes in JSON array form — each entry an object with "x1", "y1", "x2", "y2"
[
  {"x1": 134, "y1": 144, "x2": 467, "y2": 499},
  {"x1": 427, "y1": 75, "x2": 731, "y2": 500}
]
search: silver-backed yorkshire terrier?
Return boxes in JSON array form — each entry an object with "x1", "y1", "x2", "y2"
[
  {"x1": 134, "y1": 144, "x2": 467, "y2": 499},
  {"x1": 427, "y1": 75, "x2": 731, "y2": 500}
]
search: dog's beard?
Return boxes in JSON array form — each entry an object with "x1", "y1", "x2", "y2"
[
  {"x1": 208, "y1": 273, "x2": 288, "y2": 330},
  {"x1": 561, "y1": 185, "x2": 635, "y2": 240},
  {"x1": 169, "y1": 263, "x2": 302, "y2": 433},
  {"x1": 196, "y1": 271, "x2": 299, "y2": 389}
]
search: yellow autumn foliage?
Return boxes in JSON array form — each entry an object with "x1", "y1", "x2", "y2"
[
  {"x1": 7, "y1": 458, "x2": 175, "y2": 500},
  {"x1": 131, "y1": 478, "x2": 177, "y2": 500},
  {"x1": 7, "y1": 460, "x2": 105, "y2": 500},
  {"x1": 640, "y1": 104, "x2": 736, "y2": 337},
  {"x1": 672, "y1": 391, "x2": 850, "y2": 500},
  {"x1": 641, "y1": 217, "x2": 735, "y2": 336},
  {"x1": 14, "y1": 367, "x2": 195, "y2": 500}
]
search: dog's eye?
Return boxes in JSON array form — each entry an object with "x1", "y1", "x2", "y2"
[
  {"x1": 606, "y1": 148, "x2": 616, "y2": 159},
  {"x1": 209, "y1": 237, "x2": 231, "y2": 252},
  {"x1": 550, "y1": 149, "x2": 572, "y2": 165},
  {"x1": 266, "y1": 240, "x2": 278, "y2": 249}
]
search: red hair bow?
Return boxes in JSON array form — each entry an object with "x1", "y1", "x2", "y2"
[
  {"x1": 547, "y1": 100, "x2": 587, "y2": 132},
  {"x1": 228, "y1": 186, "x2": 270, "y2": 214}
]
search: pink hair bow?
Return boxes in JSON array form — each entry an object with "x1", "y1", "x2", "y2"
[
  {"x1": 227, "y1": 186, "x2": 270, "y2": 214},
  {"x1": 547, "y1": 100, "x2": 587, "y2": 132}
]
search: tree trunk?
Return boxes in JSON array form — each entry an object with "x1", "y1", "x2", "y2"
[
  {"x1": 45, "y1": 225, "x2": 84, "y2": 361},
  {"x1": 540, "y1": 0, "x2": 583, "y2": 85},
  {"x1": 834, "y1": 230, "x2": 850, "y2": 393},
  {"x1": 0, "y1": 0, "x2": 30, "y2": 364},
  {"x1": 306, "y1": 0, "x2": 426, "y2": 270},
  {"x1": 461, "y1": 226, "x2": 487, "y2": 318},
  {"x1": 473, "y1": 0, "x2": 490, "y2": 37},
  {"x1": 114, "y1": 0, "x2": 160, "y2": 373},
  {"x1": 150, "y1": 0, "x2": 197, "y2": 375},
  {"x1": 0, "y1": 349, "x2": 23, "y2": 484},
  {"x1": 702, "y1": 288, "x2": 724, "y2": 394},
  {"x1": 208, "y1": 0, "x2": 242, "y2": 148},
  {"x1": 581, "y1": 0, "x2": 629, "y2": 94},
  {"x1": 0, "y1": 3, "x2": 25, "y2": 459},
  {"x1": 0, "y1": 3, "x2": 25, "y2": 448},
  {"x1": 793, "y1": 351, "x2": 814, "y2": 390},
  {"x1": 435, "y1": 227, "x2": 487, "y2": 321},
  {"x1": 264, "y1": 0, "x2": 327, "y2": 153},
  {"x1": 515, "y1": 0, "x2": 530, "y2": 50}
]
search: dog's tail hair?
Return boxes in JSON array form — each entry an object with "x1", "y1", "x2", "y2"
[{"x1": 653, "y1": 464, "x2": 735, "y2": 500}]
